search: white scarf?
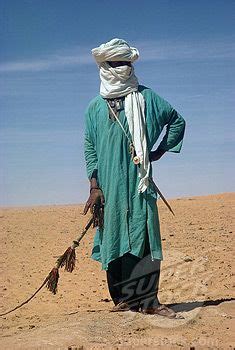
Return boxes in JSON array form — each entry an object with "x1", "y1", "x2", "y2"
[{"x1": 92, "y1": 39, "x2": 150, "y2": 193}]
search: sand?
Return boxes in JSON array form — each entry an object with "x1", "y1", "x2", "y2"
[{"x1": 0, "y1": 193, "x2": 234, "y2": 349}]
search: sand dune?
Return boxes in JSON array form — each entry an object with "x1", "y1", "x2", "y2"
[{"x1": 0, "y1": 193, "x2": 234, "y2": 349}]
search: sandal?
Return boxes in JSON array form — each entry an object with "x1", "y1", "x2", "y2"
[
  {"x1": 141, "y1": 304, "x2": 176, "y2": 318},
  {"x1": 111, "y1": 301, "x2": 139, "y2": 312}
]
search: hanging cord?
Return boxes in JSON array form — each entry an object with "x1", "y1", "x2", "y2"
[
  {"x1": 107, "y1": 101, "x2": 136, "y2": 160},
  {"x1": 107, "y1": 102, "x2": 132, "y2": 145}
]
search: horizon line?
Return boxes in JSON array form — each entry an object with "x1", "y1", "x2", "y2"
[{"x1": 0, "y1": 191, "x2": 233, "y2": 210}]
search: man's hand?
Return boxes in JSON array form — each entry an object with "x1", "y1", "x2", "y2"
[
  {"x1": 149, "y1": 148, "x2": 166, "y2": 162},
  {"x1": 83, "y1": 188, "x2": 105, "y2": 215},
  {"x1": 83, "y1": 188, "x2": 105, "y2": 228}
]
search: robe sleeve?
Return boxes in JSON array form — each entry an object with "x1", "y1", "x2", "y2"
[
  {"x1": 158, "y1": 107, "x2": 186, "y2": 153},
  {"x1": 152, "y1": 93, "x2": 186, "y2": 153},
  {"x1": 84, "y1": 106, "x2": 98, "y2": 179}
]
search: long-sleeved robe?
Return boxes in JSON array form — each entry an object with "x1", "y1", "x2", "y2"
[{"x1": 84, "y1": 85, "x2": 186, "y2": 270}]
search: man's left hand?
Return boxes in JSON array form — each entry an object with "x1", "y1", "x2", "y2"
[{"x1": 149, "y1": 148, "x2": 166, "y2": 162}]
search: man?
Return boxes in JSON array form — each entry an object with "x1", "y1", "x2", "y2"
[{"x1": 83, "y1": 38, "x2": 185, "y2": 318}]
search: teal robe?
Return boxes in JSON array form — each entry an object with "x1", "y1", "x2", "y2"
[{"x1": 84, "y1": 85, "x2": 185, "y2": 270}]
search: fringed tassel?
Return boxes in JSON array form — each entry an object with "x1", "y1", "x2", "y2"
[
  {"x1": 46, "y1": 247, "x2": 76, "y2": 295},
  {"x1": 46, "y1": 267, "x2": 59, "y2": 294},
  {"x1": 58, "y1": 247, "x2": 76, "y2": 273}
]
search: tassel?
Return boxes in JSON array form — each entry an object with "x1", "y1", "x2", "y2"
[
  {"x1": 46, "y1": 267, "x2": 59, "y2": 294},
  {"x1": 58, "y1": 247, "x2": 76, "y2": 273},
  {"x1": 60, "y1": 247, "x2": 76, "y2": 272}
]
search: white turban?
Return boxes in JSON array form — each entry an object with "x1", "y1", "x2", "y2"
[
  {"x1": 91, "y1": 39, "x2": 150, "y2": 194},
  {"x1": 91, "y1": 38, "x2": 139, "y2": 63}
]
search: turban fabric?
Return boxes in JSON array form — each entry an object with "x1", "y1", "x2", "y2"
[
  {"x1": 91, "y1": 38, "x2": 139, "y2": 63},
  {"x1": 91, "y1": 39, "x2": 150, "y2": 194}
]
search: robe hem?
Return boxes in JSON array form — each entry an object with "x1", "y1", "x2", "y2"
[{"x1": 91, "y1": 248, "x2": 163, "y2": 271}]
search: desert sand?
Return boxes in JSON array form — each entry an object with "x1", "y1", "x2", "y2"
[{"x1": 0, "y1": 193, "x2": 234, "y2": 349}]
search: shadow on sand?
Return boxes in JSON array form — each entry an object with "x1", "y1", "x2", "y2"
[
  {"x1": 169, "y1": 297, "x2": 235, "y2": 313},
  {"x1": 67, "y1": 298, "x2": 235, "y2": 315}
]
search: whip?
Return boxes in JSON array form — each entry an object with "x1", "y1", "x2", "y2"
[{"x1": 0, "y1": 216, "x2": 93, "y2": 317}]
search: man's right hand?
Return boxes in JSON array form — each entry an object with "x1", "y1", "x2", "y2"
[{"x1": 83, "y1": 188, "x2": 105, "y2": 215}]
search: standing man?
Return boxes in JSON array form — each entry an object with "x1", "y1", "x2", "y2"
[{"x1": 84, "y1": 38, "x2": 185, "y2": 318}]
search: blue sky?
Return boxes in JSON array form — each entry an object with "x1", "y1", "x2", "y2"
[{"x1": 0, "y1": 0, "x2": 234, "y2": 206}]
